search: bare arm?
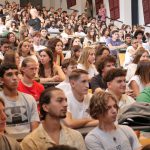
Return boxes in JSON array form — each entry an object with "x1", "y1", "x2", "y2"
[
  {"x1": 30, "y1": 121, "x2": 39, "y2": 131},
  {"x1": 129, "y1": 80, "x2": 140, "y2": 97},
  {"x1": 54, "y1": 64, "x2": 65, "y2": 81},
  {"x1": 63, "y1": 112, "x2": 95, "y2": 129},
  {"x1": 108, "y1": 43, "x2": 127, "y2": 50}
]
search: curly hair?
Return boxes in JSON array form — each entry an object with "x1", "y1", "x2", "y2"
[
  {"x1": 103, "y1": 68, "x2": 126, "y2": 83},
  {"x1": 89, "y1": 91, "x2": 118, "y2": 119},
  {"x1": 96, "y1": 55, "x2": 116, "y2": 74},
  {"x1": 47, "y1": 38, "x2": 63, "y2": 53}
]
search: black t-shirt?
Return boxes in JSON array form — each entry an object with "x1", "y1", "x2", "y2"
[
  {"x1": 28, "y1": 17, "x2": 41, "y2": 31},
  {"x1": 90, "y1": 74, "x2": 107, "y2": 92}
]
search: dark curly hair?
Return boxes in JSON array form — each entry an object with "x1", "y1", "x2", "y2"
[
  {"x1": 47, "y1": 38, "x2": 63, "y2": 53},
  {"x1": 96, "y1": 55, "x2": 116, "y2": 74},
  {"x1": 103, "y1": 68, "x2": 126, "y2": 83}
]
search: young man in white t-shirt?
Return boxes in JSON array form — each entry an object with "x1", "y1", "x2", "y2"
[
  {"x1": 64, "y1": 69, "x2": 98, "y2": 129},
  {"x1": 56, "y1": 58, "x2": 77, "y2": 95}
]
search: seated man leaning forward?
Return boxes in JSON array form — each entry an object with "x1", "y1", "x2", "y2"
[
  {"x1": 21, "y1": 87, "x2": 86, "y2": 150},
  {"x1": 64, "y1": 69, "x2": 98, "y2": 129},
  {"x1": 104, "y1": 68, "x2": 135, "y2": 110},
  {"x1": 0, "y1": 64, "x2": 40, "y2": 135},
  {"x1": 0, "y1": 97, "x2": 22, "y2": 150},
  {"x1": 85, "y1": 91, "x2": 141, "y2": 150}
]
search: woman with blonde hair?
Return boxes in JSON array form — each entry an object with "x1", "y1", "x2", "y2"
[
  {"x1": 77, "y1": 47, "x2": 98, "y2": 78},
  {"x1": 17, "y1": 39, "x2": 38, "y2": 66}
]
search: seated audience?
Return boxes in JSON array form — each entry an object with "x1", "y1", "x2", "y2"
[
  {"x1": 6, "y1": 32, "x2": 18, "y2": 51},
  {"x1": 128, "y1": 60, "x2": 150, "y2": 97},
  {"x1": 48, "y1": 38, "x2": 64, "y2": 66},
  {"x1": 85, "y1": 91, "x2": 141, "y2": 150},
  {"x1": 71, "y1": 45, "x2": 82, "y2": 61},
  {"x1": 18, "y1": 57, "x2": 44, "y2": 103},
  {"x1": 104, "y1": 68, "x2": 135, "y2": 109},
  {"x1": 77, "y1": 47, "x2": 98, "y2": 78},
  {"x1": 32, "y1": 31, "x2": 47, "y2": 52},
  {"x1": 90, "y1": 55, "x2": 116, "y2": 93},
  {"x1": 134, "y1": 29, "x2": 144, "y2": 47},
  {"x1": 0, "y1": 64, "x2": 40, "y2": 134},
  {"x1": 136, "y1": 84, "x2": 150, "y2": 103},
  {"x1": 126, "y1": 48, "x2": 150, "y2": 82},
  {"x1": 99, "y1": 27, "x2": 110, "y2": 43},
  {"x1": 65, "y1": 37, "x2": 82, "y2": 59},
  {"x1": 17, "y1": 39, "x2": 38, "y2": 66},
  {"x1": 106, "y1": 30, "x2": 127, "y2": 57},
  {"x1": 38, "y1": 48, "x2": 65, "y2": 83},
  {"x1": 21, "y1": 87, "x2": 86, "y2": 150},
  {"x1": 95, "y1": 45, "x2": 110, "y2": 62},
  {"x1": 64, "y1": 69, "x2": 98, "y2": 128},
  {"x1": 74, "y1": 25, "x2": 86, "y2": 38},
  {"x1": 56, "y1": 58, "x2": 77, "y2": 95},
  {"x1": 2, "y1": 50, "x2": 20, "y2": 69},
  {"x1": 83, "y1": 28, "x2": 99, "y2": 47},
  {"x1": 124, "y1": 38, "x2": 139, "y2": 68},
  {"x1": 142, "y1": 36, "x2": 150, "y2": 52},
  {"x1": 0, "y1": 39, "x2": 10, "y2": 60},
  {"x1": 124, "y1": 33, "x2": 132, "y2": 46},
  {"x1": 0, "y1": 98, "x2": 22, "y2": 150},
  {"x1": 40, "y1": 27, "x2": 49, "y2": 46}
]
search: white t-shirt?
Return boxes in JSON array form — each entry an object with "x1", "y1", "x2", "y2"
[
  {"x1": 0, "y1": 91, "x2": 40, "y2": 134},
  {"x1": 66, "y1": 91, "x2": 92, "y2": 119},
  {"x1": 85, "y1": 125, "x2": 141, "y2": 150},
  {"x1": 77, "y1": 63, "x2": 98, "y2": 78},
  {"x1": 56, "y1": 81, "x2": 71, "y2": 96},
  {"x1": 124, "y1": 46, "x2": 136, "y2": 69},
  {"x1": 126, "y1": 63, "x2": 137, "y2": 82},
  {"x1": 33, "y1": 44, "x2": 47, "y2": 52},
  {"x1": 128, "y1": 75, "x2": 145, "y2": 92}
]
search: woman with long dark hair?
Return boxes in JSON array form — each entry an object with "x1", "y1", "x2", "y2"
[
  {"x1": 47, "y1": 38, "x2": 64, "y2": 65},
  {"x1": 38, "y1": 48, "x2": 65, "y2": 83}
]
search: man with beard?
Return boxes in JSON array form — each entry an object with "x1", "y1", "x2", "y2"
[{"x1": 21, "y1": 87, "x2": 86, "y2": 150}]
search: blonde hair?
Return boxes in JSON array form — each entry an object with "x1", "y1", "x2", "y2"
[{"x1": 78, "y1": 47, "x2": 95, "y2": 69}]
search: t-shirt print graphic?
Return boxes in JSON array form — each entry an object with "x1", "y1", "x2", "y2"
[{"x1": 5, "y1": 106, "x2": 28, "y2": 126}]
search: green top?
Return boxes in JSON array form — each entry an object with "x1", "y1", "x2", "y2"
[{"x1": 136, "y1": 87, "x2": 150, "y2": 103}]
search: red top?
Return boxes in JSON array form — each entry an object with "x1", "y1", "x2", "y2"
[{"x1": 17, "y1": 80, "x2": 44, "y2": 102}]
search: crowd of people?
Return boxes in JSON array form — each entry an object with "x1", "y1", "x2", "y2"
[{"x1": 0, "y1": 1, "x2": 150, "y2": 150}]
